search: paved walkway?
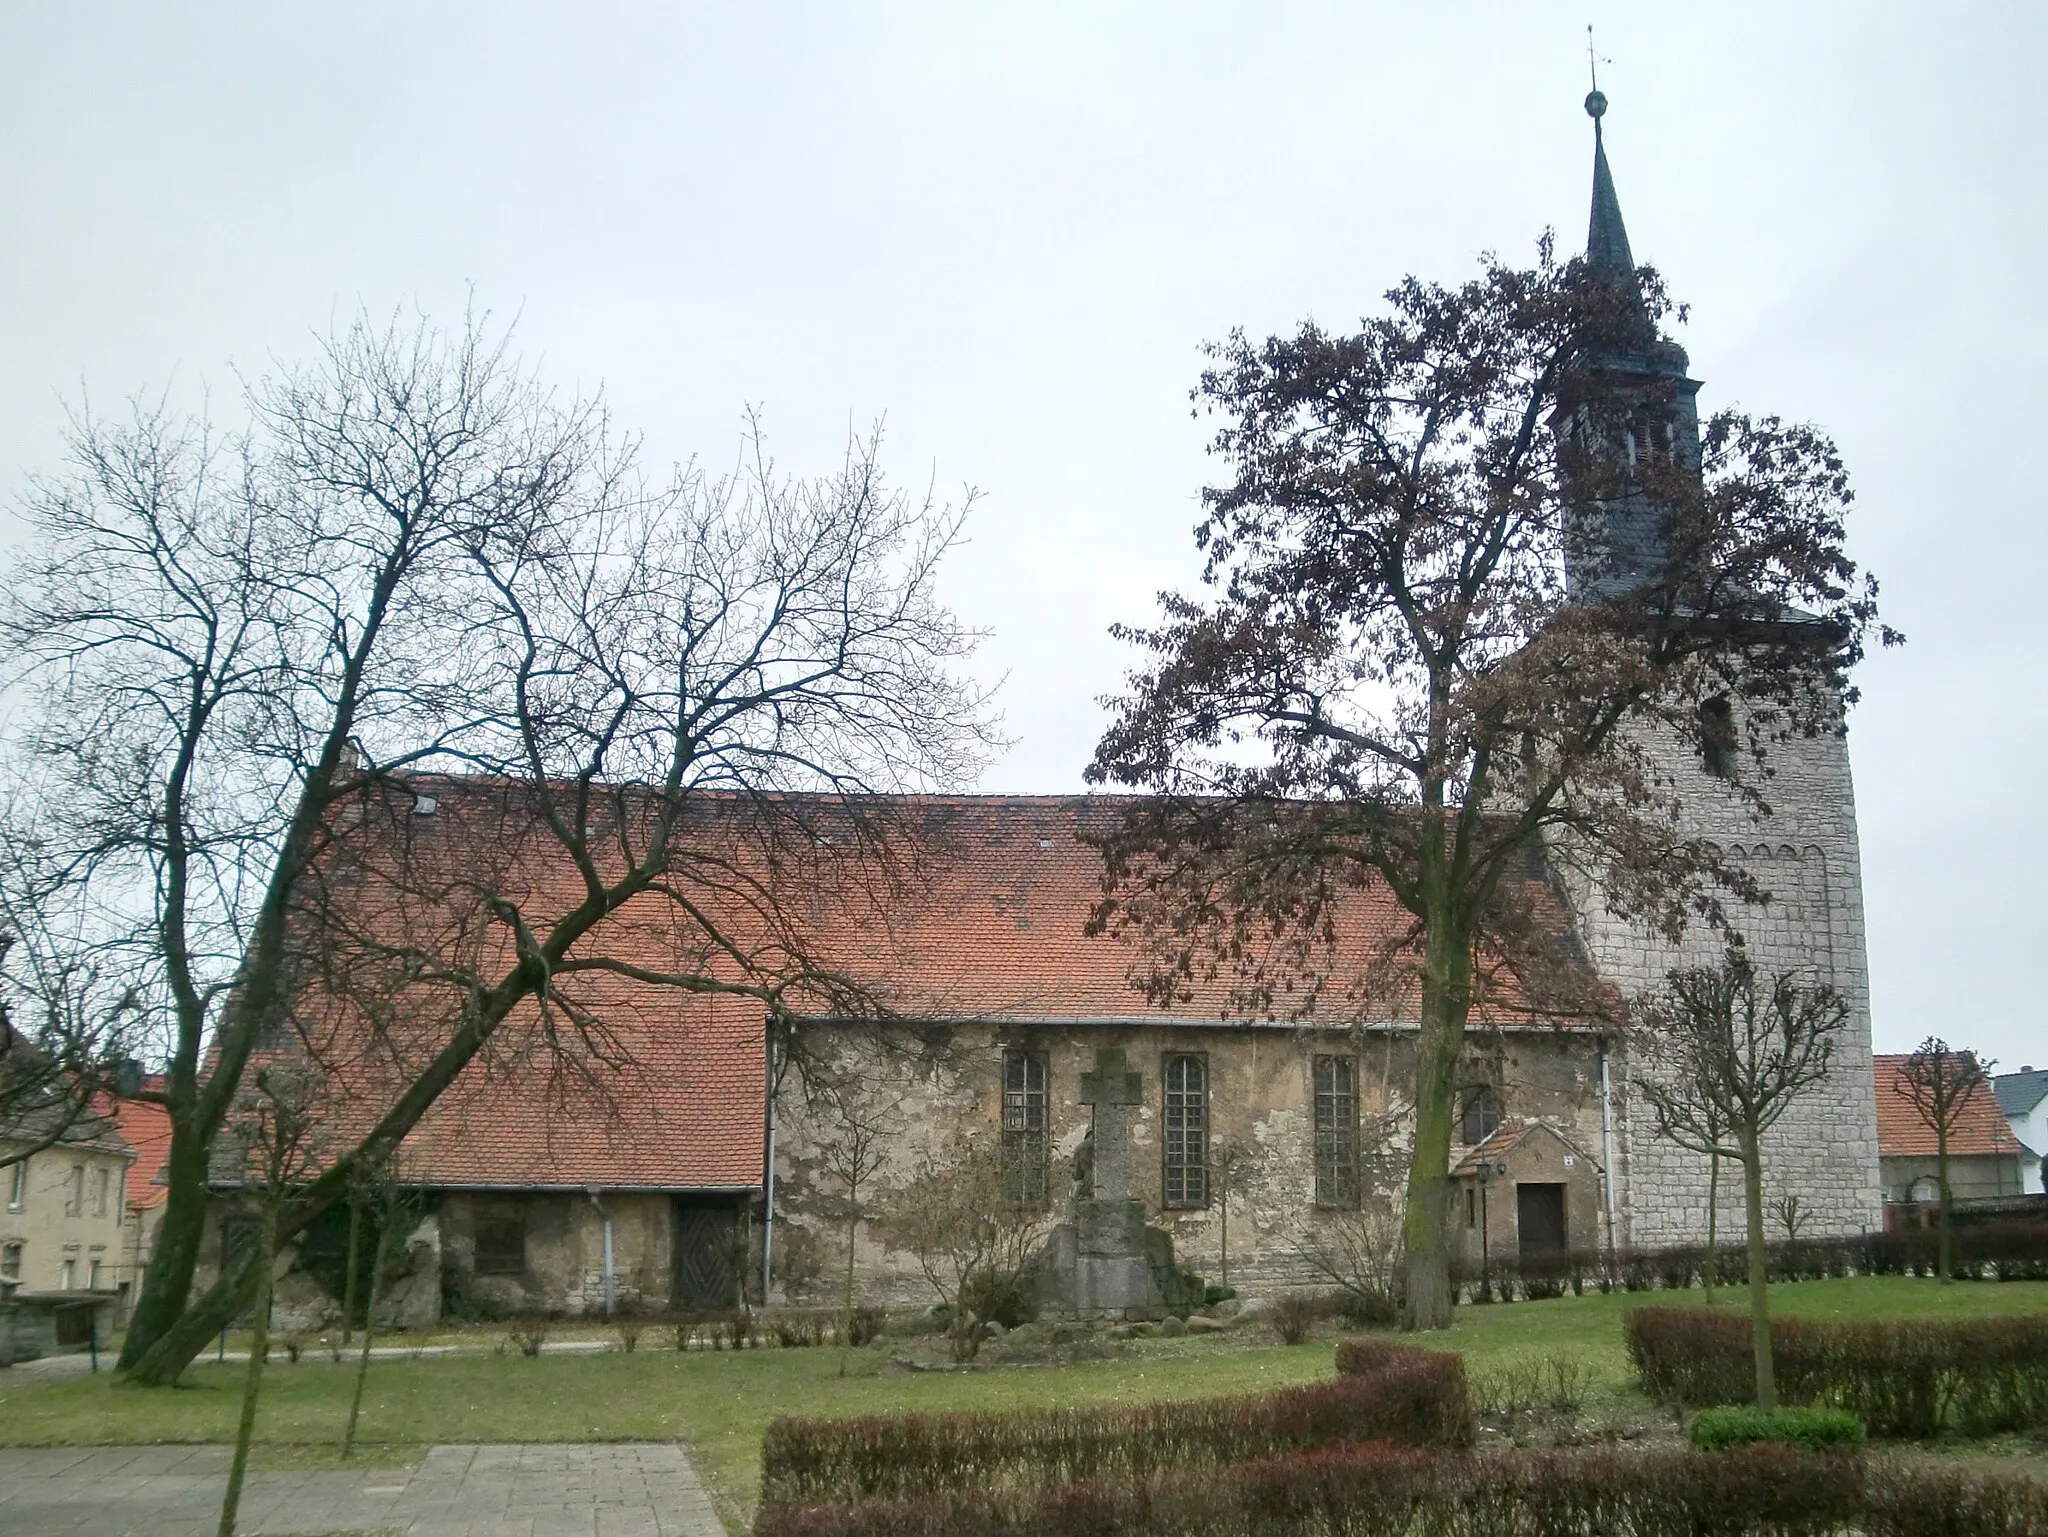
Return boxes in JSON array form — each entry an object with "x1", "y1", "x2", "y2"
[{"x1": 0, "y1": 1443, "x2": 725, "y2": 1536}]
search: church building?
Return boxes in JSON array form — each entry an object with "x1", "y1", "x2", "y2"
[{"x1": 231, "y1": 96, "x2": 1881, "y2": 1322}]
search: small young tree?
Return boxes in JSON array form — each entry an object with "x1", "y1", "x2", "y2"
[
  {"x1": 1207, "y1": 1137, "x2": 1263, "y2": 1291},
  {"x1": 1635, "y1": 946, "x2": 1848, "y2": 1409},
  {"x1": 217, "y1": 1066, "x2": 323, "y2": 1537},
  {"x1": 340, "y1": 1158, "x2": 416, "y2": 1460},
  {"x1": 1894, "y1": 1037, "x2": 1996, "y2": 1285},
  {"x1": 806, "y1": 1069, "x2": 903, "y2": 1376},
  {"x1": 888, "y1": 1137, "x2": 1052, "y2": 1362}
]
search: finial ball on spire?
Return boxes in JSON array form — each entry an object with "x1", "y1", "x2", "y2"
[{"x1": 1585, "y1": 89, "x2": 1608, "y2": 119}]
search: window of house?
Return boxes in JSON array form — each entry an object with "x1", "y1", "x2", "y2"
[
  {"x1": 1313, "y1": 1056, "x2": 1360, "y2": 1207},
  {"x1": 59, "y1": 1258, "x2": 75, "y2": 1290},
  {"x1": 1000, "y1": 1049, "x2": 1049, "y2": 1208},
  {"x1": 6, "y1": 1159, "x2": 24, "y2": 1211},
  {"x1": 88, "y1": 1258, "x2": 103, "y2": 1289},
  {"x1": 93, "y1": 1168, "x2": 110, "y2": 1219},
  {"x1": 1163, "y1": 1054, "x2": 1208, "y2": 1209},
  {"x1": 1466, "y1": 1186, "x2": 1477, "y2": 1229},
  {"x1": 65, "y1": 1164, "x2": 84, "y2": 1217},
  {"x1": 473, "y1": 1201, "x2": 527, "y2": 1276},
  {"x1": 1460, "y1": 1087, "x2": 1500, "y2": 1146},
  {"x1": 1699, "y1": 696, "x2": 1737, "y2": 780},
  {"x1": 116, "y1": 1169, "x2": 126, "y2": 1220},
  {"x1": 1, "y1": 1242, "x2": 22, "y2": 1281}
]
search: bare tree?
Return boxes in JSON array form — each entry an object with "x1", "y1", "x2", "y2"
[
  {"x1": 804, "y1": 1068, "x2": 904, "y2": 1376},
  {"x1": 0, "y1": 305, "x2": 995, "y2": 1384},
  {"x1": 1635, "y1": 945, "x2": 1848, "y2": 1409},
  {"x1": 216, "y1": 1066, "x2": 324, "y2": 1537},
  {"x1": 1086, "y1": 230, "x2": 1890, "y2": 1331},
  {"x1": 340, "y1": 1156, "x2": 417, "y2": 1460},
  {"x1": 1894, "y1": 1037, "x2": 1996, "y2": 1285},
  {"x1": 1207, "y1": 1136, "x2": 1265, "y2": 1292},
  {"x1": 888, "y1": 1136, "x2": 1052, "y2": 1362}
]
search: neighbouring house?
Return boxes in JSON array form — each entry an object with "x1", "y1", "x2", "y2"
[
  {"x1": 109, "y1": 1082, "x2": 173, "y2": 1318},
  {"x1": 1993, "y1": 1066, "x2": 2048, "y2": 1197},
  {"x1": 222, "y1": 97, "x2": 1885, "y2": 1320},
  {"x1": 1874, "y1": 1053, "x2": 2024, "y2": 1224},
  {"x1": 0, "y1": 1101, "x2": 134, "y2": 1359}
]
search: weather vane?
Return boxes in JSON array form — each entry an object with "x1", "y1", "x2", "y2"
[{"x1": 1585, "y1": 24, "x2": 1610, "y2": 119}]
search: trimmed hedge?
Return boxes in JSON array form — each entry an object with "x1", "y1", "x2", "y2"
[
  {"x1": 760, "y1": 1341, "x2": 1471, "y2": 1508},
  {"x1": 1453, "y1": 1221, "x2": 2048, "y2": 1302},
  {"x1": 1626, "y1": 1307, "x2": 2048, "y2": 1437},
  {"x1": 752, "y1": 1442, "x2": 2024, "y2": 1537},
  {"x1": 1691, "y1": 1405, "x2": 1866, "y2": 1451}
]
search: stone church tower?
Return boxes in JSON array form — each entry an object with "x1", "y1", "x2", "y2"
[{"x1": 1558, "y1": 92, "x2": 1883, "y2": 1246}]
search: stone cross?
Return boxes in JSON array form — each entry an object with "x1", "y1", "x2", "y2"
[{"x1": 1078, "y1": 1046, "x2": 1144, "y2": 1203}]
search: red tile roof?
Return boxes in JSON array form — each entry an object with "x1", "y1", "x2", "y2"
[
  {"x1": 282, "y1": 784, "x2": 1601, "y2": 1191},
  {"x1": 1874, "y1": 1054, "x2": 2020, "y2": 1159},
  {"x1": 110, "y1": 1082, "x2": 172, "y2": 1208}
]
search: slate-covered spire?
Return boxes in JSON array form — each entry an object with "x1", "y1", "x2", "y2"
[{"x1": 1584, "y1": 89, "x2": 1636, "y2": 278}]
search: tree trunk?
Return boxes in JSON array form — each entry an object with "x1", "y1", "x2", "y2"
[
  {"x1": 116, "y1": 1118, "x2": 213, "y2": 1368},
  {"x1": 217, "y1": 1203, "x2": 277, "y2": 1537},
  {"x1": 1400, "y1": 911, "x2": 1473, "y2": 1332},
  {"x1": 342, "y1": 1217, "x2": 394, "y2": 1459},
  {"x1": 127, "y1": 1237, "x2": 265, "y2": 1386},
  {"x1": 1936, "y1": 1125, "x2": 1953, "y2": 1285},
  {"x1": 1703, "y1": 1153, "x2": 1720, "y2": 1305},
  {"x1": 838, "y1": 1201, "x2": 857, "y2": 1380},
  {"x1": 1741, "y1": 1131, "x2": 1776, "y2": 1411},
  {"x1": 339, "y1": 1194, "x2": 362, "y2": 1349}
]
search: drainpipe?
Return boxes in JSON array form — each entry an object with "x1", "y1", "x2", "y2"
[
  {"x1": 761, "y1": 1028, "x2": 777, "y2": 1304},
  {"x1": 1597, "y1": 1039, "x2": 1620, "y2": 1257},
  {"x1": 585, "y1": 1189, "x2": 615, "y2": 1318}
]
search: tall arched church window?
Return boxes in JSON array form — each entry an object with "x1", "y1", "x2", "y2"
[
  {"x1": 1460, "y1": 1086, "x2": 1500, "y2": 1145},
  {"x1": 1700, "y1": 696, "x2": 1737, "y2": 780}
]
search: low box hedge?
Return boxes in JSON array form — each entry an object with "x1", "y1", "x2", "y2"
[
  {"x1": 752, "y1": 1441, "x2": 2048, "y2": 1537},
  {"x1": 1691, "y1": 1405, "x2": 1866, "y2": 1452},
  {"x1": 1625, "y1": 1307, "x2": 2048, "y2": 1437},
  {"x1": 759, "y1": 1339, "x2": 1471, "y2": 1508}
]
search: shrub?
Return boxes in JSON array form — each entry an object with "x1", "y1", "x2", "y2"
[
  {"x1": 751, "y1": 1443, "x2": 1882, "y2": 1537},
  {"x1": 1205, "y1": 1285, "x2": 1237, "y2": 1306},
  {"x1": 1691, "y1": 1406, "x2": 1865, "y2": 1452},
  {"x1": 1625, "y1": 1306, "x2": 2048, "y2": 1437},
  {"x1": 506, "y1": 1320, "x2": 550, "y2": 1357},
  {"x1": 1271, "y1": 1291, "x2": 1336, "y2": 1344},
  {"x1": 846, "y1": 1306, "x2": 886, "y2": 1347},
  {"x1": 762, "y1": 1342, "x2": 1472, "y2": 1508},
  {"x1": 1864, "y1": 1458, "x2": 2048, "y2": 1537}
]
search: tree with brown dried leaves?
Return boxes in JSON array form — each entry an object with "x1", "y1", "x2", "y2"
[{"x1": 1087, "y1": 243, "x2": 1889, "y2": 1331}]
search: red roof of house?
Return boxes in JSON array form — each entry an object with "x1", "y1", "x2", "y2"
[
  {"x1": 279, "y1": 784, "x2": 1602, "y2": 1192},
  {"x1": 1874, "y1": 1054, "x2": 2020, "y2": 1159},
  {"x1": 111, "y1": 1081, "x2": 173, "y2": 1208}
]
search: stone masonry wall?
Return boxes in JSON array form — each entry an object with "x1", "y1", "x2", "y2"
[{"x1": 1561, "y1": 715, "x2": 1882, "y2": 1247}]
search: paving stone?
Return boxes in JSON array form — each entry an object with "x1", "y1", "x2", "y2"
[{"x1": 0, "y1": 1442, "x2": 725, "y2": 1537}]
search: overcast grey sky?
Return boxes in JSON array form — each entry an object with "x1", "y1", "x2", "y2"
[{"x1": 4, "y1": 4, "x2": 2042, "y2": 1065}]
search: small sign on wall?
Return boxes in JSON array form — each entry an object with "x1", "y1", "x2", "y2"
[{"x1": 1563, "y1": 1155, "x2": 1576, "y2": 1167}]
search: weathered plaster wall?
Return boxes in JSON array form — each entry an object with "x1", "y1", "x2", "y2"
[
  {"x1": 440, "y1": 1190, "x2": 675, "y2": 1317},
  {"x1": 770, "y1": 1021, "x2": 1615, "y2": 1304}
]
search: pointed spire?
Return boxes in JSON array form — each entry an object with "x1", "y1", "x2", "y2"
[{"x1": 1584, "y1": 90, "x2": 1635, "y2": 275}]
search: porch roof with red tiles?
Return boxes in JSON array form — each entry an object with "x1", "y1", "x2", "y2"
[{"x1": 298, "y1": 784, "x2": 1600, "y2": 1192}]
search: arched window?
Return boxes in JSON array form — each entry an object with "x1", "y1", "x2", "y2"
[
  {"x1": 1699, "y1": 696, "x2": 1737, "y2": 780},
  {"x1": 1460, "y1": 1087, "x2": 1500, "y2": 1146}
]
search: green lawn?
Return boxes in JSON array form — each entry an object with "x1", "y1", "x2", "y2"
[{"x1": 4, "y1": 1277, "x2": 2043, "y2": 1531}]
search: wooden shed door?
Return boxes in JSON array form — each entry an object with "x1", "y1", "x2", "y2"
[
  {"x1": 1516, "y1": 1182, "x2": 1567, "y2": 1258},
  {"x1": 673, "y1": 1200, "x2": 739, "y2": 1308}
]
